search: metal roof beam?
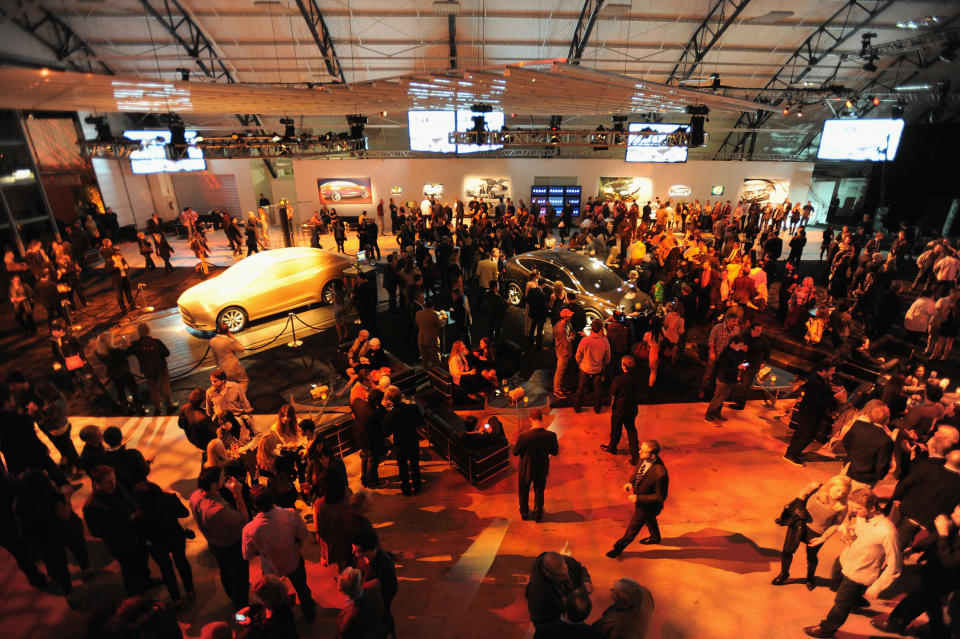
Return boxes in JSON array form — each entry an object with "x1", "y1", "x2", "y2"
[
  {"x1": 567, "y1": 0, "x2": 605, "y2": 65},
  {"x1": 1, "y1": 3, "x2": 113, "y2": 74},
  {"x1": 292, "y1": 0, "x2": 347, "y2": 83},
  {"x1": 448, "y1": 15, "x2": 458, "y2": 70},
  {"x1": 138, "y1": 0, "x2": 262, "y2": 129},
  {"x1": 666, "y1": 0, "x2": 753, "y2": 85},
  {"x1": 714, "y1": 0, "x2": 898, "y2": 159}
]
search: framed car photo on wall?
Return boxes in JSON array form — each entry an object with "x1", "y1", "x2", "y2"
[{"x1": 317, "y1": 177, "x2": 372, "y2": 204}]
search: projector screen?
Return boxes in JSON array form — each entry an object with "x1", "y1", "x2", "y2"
[
  {"x1": 625, "y1": 123, "x2": 690, "y2": 163},
  {"x1": 124, "y1": 130, "x2": 206, "y2": 174},
  {"x1": 816, "y1": 119, "x2": 905, "y2": 162},
  {"x1": 408, "y1": 110, "x2": 504, "y2": 153}
]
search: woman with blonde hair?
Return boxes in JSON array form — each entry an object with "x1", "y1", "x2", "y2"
[
  {"x1": 772, "y1": 474, "x2": 851, "y2": 589},
  {"x1": 448, "y1": 340, "x2": 485, "y2": 399}
]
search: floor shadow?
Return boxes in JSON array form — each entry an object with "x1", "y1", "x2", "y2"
[{"x1": 617, "y1": 528, "x2": 781, "y2": 574}]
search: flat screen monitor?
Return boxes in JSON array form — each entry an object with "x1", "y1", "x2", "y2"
[
  {"x1": 625, "y1": 123, "x2": 690, "y2": 163},
  {"x1": 124, "y1": 130, "x2": 205, "y2": 174},
  {"x1": 407, "y1": 110, "x2": 504, "y2": 153},
  {"x1": 816, "y1": 118, "x2": 905, "y2": 162}
]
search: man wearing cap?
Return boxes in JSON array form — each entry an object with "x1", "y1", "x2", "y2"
[
  {"x1": 573, "y1": 319, "x2": 611, "y2": 414},
  {"x1": 553, "y1": 309, "x2": 574, "y2": 400}
]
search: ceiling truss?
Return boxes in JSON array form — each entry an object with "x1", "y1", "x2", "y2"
[
  {"x1": 715, "y1": 0, "x2": 898, "y2": 159},
  {"x1": 138, "y1": 0, "x2": 275, "y2": 176},
  {"x1": 1, "y1": 2, "x2": 113, "y2": 74},
  {"x1": 292, "y1": 0, "x2": 347, "y2": 83},
  {"x1": 567, "y1": 0, "x2": 605, "y2": 65},
  {"x1": 666, "y1": 0, "x2": 753, "y2": 85}
]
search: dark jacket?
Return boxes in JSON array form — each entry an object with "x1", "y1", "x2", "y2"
[
  {"x1": 893, "y1": 458, "x2": 960, "y2": 527},
  {"x1": 610, "y1": 370, "x2": 645, "y2": 413},
  {"x1": 527, "y1": 286, "x2": 549, "y2": 321},
  {"x1": 795, "y1": 372, "x2": 838, "y2": 423},
  {"x1": 354, "y1": 402, "x2": 386, "y2": 454},
  {"x1": 83, "y1": 485, "x2": 140, "y2": 553},
  {"x1": 0, "y1": 409, "x2": 53, "y2": 475},
  {"x1": 714, "y1": 345, "x2": 744, "y2": 385},
  {"x1": 842, "y1": 419, "x2": 894, "y2": 485},
  {"x1": 104, "y1": 446, "x2": 150, "y2": 492},
  {"x1": 384, "y1": 402, "x2": 423, "y2": 454},
  {"x1": 592, "y1": 586, "x2": 655, "y2": 639},
  {"x1": 336, "y1": 579, "x2": 385, "y2": 639},
  {"x1": 178, "y1": 403, "x2": 217, "y2": 451},
  {"x1": 130, "y1": 335, "x2": 170, "y2": 378},
  {"x1": 630, "y1": 457, "x2": 668, "y2": 514},
  {"x1": 525, "y1": 552, "x2": 592, "y2": 626},
  {"x1": 513, "y1": 427, "x2": 559, "y2": 484},
  {"x1": 533, "y1": 621, "x2": 604, "y2": 639},
  {"x1": 134, "y1": 485, "x2": 190, "y2": 552}
]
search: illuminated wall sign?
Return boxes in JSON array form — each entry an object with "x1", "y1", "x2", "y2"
[
  {"x1": 423, "y1": 183, "x2": 444, "y2": 196},
  {"x1": 668, "y1": 184, "x2": 692, "y2": 198},
  {"x1": 391, "y1": 186, "x2": 403, "y2": 195},
  {"x1": 711, "y1": 185, "x2": 725, "y2": 196}
]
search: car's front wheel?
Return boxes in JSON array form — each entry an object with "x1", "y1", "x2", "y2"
[
  {"x1": 321, "y1": 281, "x2": 339, "y2": 305},
  {"x1": 506, "y1": 281, "x2": 523, "y2": 306},
  {"x1": 330, "y1": 191, "x2": 342, "y2": 201},
  {"x1": 360, "y1": 188, "x2": 369, "y2": 198},
  {"x1": 585, "y1": 308, "x2": 603, "y2": 326},
  {"x1": 217, "y1": 306, "x2": 248, "y2": 333}
]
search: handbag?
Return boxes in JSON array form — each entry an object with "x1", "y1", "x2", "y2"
[
  {"x1": 775, "y1": 483, "x2": 820, "y2": 527},
  {"x1": 64, "y1": 354, "x2": 84, "y2": 371}
]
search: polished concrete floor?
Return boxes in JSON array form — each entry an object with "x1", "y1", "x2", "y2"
[{"x1": 0, "y1": 397, "x2": 914, "y2": 639}]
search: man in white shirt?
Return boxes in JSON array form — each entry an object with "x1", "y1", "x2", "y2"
[
  {"x1": 242, "y1": 486, "x2": 315, "y2": 620},
  {"x1": 804, "y1": 489, "x2": 902, "y2": 638},
  {"x1": 904, "y1": 293, "x2": 937, "y2": 346},
  {"x1": 933, "y1": 249, "x2": 960, "y2": 295}
]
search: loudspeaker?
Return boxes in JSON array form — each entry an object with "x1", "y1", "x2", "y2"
[{"x1": 690, "y1": 116, "x2": 705, "y2": 147}]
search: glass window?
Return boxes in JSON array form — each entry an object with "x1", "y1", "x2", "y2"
[
  {"x1": 569, "y1": 261, "x2": 622, "y2": 293},
  {"x1": 538, "y1": 262, "x2": 575, "y2": 289}
]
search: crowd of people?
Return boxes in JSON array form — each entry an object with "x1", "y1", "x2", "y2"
[{"x1": 5, "y1": 185, "x2": 960, "y2": 639}]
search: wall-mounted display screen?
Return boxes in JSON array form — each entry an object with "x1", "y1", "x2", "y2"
[
  {"x1": 408, "y1": 110, "x2": 504, "y2": 153},
  {"x1": 625, "y1": 123, "x2": 690, "y2": 163},
  {"x1": 816, "y1": 118, "x2": 904, "y2": 162},
  {"x1": 124, "y1": 129, "x2": 205, "y2": 174}
]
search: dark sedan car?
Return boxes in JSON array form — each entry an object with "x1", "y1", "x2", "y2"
[{"x1": 502, "y1": 250, "x2": 654, "y2": 324}]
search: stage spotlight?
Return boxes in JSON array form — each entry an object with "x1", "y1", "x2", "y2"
[
  {"x1": 279, "y1": 117, "x2": 296, "y2": 142},
  {"x1": 593, "y1": 124, "x2": 608, "y2": 151},
  {"x1": 710, "y1": 73, "x2": 721, "y2": 89},
  {"x1": 845, "y1": 98, "x2": 854, "y2": 109},
  {"x1": 346, "y1": 114, "x2": 367, "y2": 140},
  {"x1": 468, "y1": 115, "x2": 488, "y2": 145},
  {"x1": 271, "y1": 132, "x2": 282, "y2": 143},
  {"x1": 863, "y1": 58, "x2": 878, "y2": 72},
  {"x1": 782, "y1": 105, "x2": 790, "y2": 115},
  {"x1": 797, "y1": 106, "x2": 803, "y2": 117},
  {"x1": 166, "y1": 113, "x2": 187, "y2": 160},
  {"x1": 176, "y1": 68, "x2": 190, "y2": 81},
  {"x1": 84, "y1": 115, "x2": 112, "y2": 142},
  {"x1": 871, "y1": 95, "x2": 880, "y2": 106},
  {"x1": 891, "y1": 101, "x2": 905, "y2": 118}
]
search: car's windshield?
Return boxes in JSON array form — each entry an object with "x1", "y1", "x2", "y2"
[{"x1": 566, "y1": 260, "x2": 622, "y2": 293}]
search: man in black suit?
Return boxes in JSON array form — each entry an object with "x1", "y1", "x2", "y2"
[
  {"x1": 842, "y1": 403, "x2": 894, "y2": 487},
  {"x1": 484, "y1": 281, "x2": 507, "y2": 342},
  {"x1": 606, "y1": 440, "x2": 668, "y2": 557},
  {"x1": 784, "y1": 362, "x2": 844, "y2": 466},
  {"x1": 513, "y1": 408, "x2": 559, "y2": 522},
  {"x1": 384, "y1": 386, "x2": 423, "y2": 496},
  {"x1": 601, "y1": 355, "x2": 645, "y2": 465},
  {"x1": 355, "y1": 389, "x2": 387, "y2": 488},
  {"x1": 891, "y1": 448, "x2": 960, "y2": 550}
]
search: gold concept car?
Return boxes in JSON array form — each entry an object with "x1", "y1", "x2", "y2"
[{"x1": 177, "y1": 247, "x2": 355, "y2": 332}]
